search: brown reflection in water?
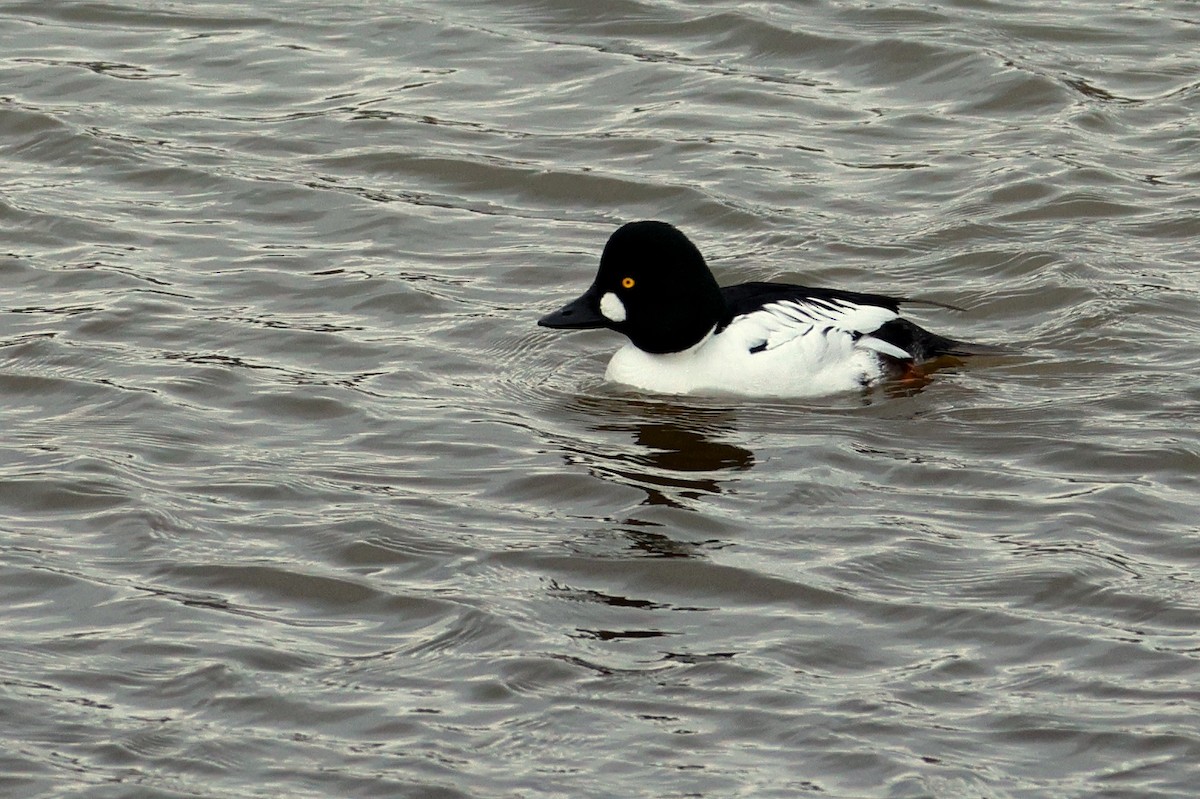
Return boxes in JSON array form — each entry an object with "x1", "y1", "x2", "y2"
[
  {"x1": 627, "y1": 422, "x2": 755, "y2": 473},
  {"x1": 557, "y1": 398, "x2": 755, "y2": 561},
  {"x1": 566, "y1": 396, "x2": 755, "y2": 502},
  {"x1": 578, "y1": 419, "x2": 748, "y2": 506},
  {"x1": 593, "y1": 420, "x2": 755, "y2": 508}
]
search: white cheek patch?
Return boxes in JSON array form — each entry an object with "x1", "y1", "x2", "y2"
[{"x1": 599, "y1": 292, "x2": 627, "y2": 323}]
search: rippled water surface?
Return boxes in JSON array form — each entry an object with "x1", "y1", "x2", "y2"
[{"x1": 3, "y1": 1, "x2": 1199, "y2": 796}]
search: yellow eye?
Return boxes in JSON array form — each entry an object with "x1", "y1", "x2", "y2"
[{"x1": 621, "y1": 277, "x2": 635, "y2": 289}]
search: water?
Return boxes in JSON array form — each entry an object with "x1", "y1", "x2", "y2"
[{"x1": 2, "y1": 1, "x2": 1198, "y2": 796}]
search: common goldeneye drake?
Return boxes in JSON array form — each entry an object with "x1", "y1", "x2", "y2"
[{"x1": 538, "y1": 221, "x2": 1002, "y2": 398}]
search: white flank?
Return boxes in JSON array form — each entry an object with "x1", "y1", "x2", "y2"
[
  {"x1": 604, "y1": 296, "x2": 907, "y2": 397},
  {"x1": 599, "y1": 292, "x2": 626, "y2": 323}
]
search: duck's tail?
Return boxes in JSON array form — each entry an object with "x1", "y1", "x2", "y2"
[{"x1": 872, "y1": 318, "x2": 1013, "y2": 364}]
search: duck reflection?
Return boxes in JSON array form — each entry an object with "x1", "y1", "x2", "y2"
[
  {"x1": 626, "y1": 422, "x2": 755, "y2": 474},
  {"x1": 564, "y1": 394, "x2": 755, "y2": 506},
  {"x1": 541, "y1": 399, "x2": 753, "y2": 646}
]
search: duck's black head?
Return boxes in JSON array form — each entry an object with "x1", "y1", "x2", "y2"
[{"x1": 538, "y1": 221, "x2": 726, "y2": 354}]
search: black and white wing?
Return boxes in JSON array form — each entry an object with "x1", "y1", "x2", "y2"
[{"x1": 719, "y1": 283, "x2": 913, "y2": 360}]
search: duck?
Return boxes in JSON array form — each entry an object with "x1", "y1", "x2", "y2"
[{"x1": 538, "y1": 221, "x2": 1001, "y2": 397}]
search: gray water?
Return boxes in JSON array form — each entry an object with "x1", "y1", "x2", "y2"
[{"x1": 2, "y1": 1, "x2": 1199, "y2": 797}]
